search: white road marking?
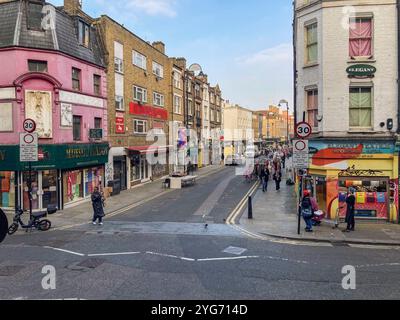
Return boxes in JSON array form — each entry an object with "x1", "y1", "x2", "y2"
[
  {"x1": 355, "y1": 262, "x2": 400, "y2": 269},
  {"x1": 87, "y1": 252, "x2": 141, "y2": 257},
  {"x1": 43, "y1": 246, "x2": 85, "y2": 257},
  {"x1": 197, "y1": 256, "x2": 259, "y2": 262}
]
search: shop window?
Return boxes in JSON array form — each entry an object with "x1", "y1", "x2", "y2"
[
  {"x1": 130, "y1": 156, "x2": 140, "y2": 182},
  {"x1": 349, "y1": 87, "x2": 372, "y2": 128},
  {"x1": 349, "y1": 17, "x2": 372, "y2": 58},
  {"x1": 28, "y1": 60, "x2": 48, "y2": 72},
  {"x1": 63, "y1": 170, "x2": 84, "y2": 204},
  {"x1": 0, "y1": 172, "x2": 15, "y2": 208},
  {"x1": 84, "y1": 167, "x2": 104, "y2": 196}
]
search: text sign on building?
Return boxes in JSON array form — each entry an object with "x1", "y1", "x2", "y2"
[
  {"x1": 115, "y1": 117, "x2": 125, "y2": 134},
  {"x1": 20, "y1": 133, "x2": 38, "y2": 162},
  {"x1": 293, "y1": 139, "x2": 309, "y2": 169},
  {"x1": 346, "y1": 64, "x2": 376, "y2": 78}
]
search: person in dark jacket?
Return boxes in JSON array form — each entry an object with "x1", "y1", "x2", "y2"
[
  {"x1": 262, "y1": 166, "x2": 270, "y2": 192},
  {"x1": 0, "y1": 208, "x2": 8, "y2": 243},
  {"x1": 91, "y1": 187, "x2": 105, "y2": 225},
  {"x1": 344, "y1": 188, "x2": 356, "y2": 232}
]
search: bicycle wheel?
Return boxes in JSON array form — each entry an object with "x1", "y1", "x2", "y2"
[
  {"x1": 8, "y1": 223, "x2": 19, "y2": 235},
  {"x1": 38, "y1": 220, "x2": 51, "y2": 232}
]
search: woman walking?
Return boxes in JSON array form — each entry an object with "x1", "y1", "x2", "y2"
[{"x1": 91, "y1": 187, "x2": 105, "y2": 225}]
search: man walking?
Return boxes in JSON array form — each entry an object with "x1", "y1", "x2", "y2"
[
  {"x1": 299, "y1": 190, "x2": 318, "y2": 232},
  {"x1": 344, "y1": 188, "x2": 356, "y2": 232},
  {"x1": 262, "y1": 165, "x2": 270, "y2": 192},
  {"x1": 91, "y1": 187, "x2": 105, "y2": 226}
]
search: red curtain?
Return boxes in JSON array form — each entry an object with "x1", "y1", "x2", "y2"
[{"x1": 349, "y1": 19, "x2": 372, "y2": 57}]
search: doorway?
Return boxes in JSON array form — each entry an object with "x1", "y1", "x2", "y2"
[
  {"x1": 140, "y1": 154, "x2": 151, "y2": 182},
  {"x1": 113, "y1": 156, "x2": 127, "y2": 191}
]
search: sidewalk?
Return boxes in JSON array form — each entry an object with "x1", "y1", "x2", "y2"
[
  {"x1": 240, "y1": 170, "x2": 400, "y2": 246},
  {"x1": 5, "y1": 164, "x2": 225, "y2": 230}
]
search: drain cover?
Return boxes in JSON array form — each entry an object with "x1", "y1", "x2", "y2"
[
  {"x1": 77, "y1": 258, "x2": 105, "y2": 269},
  {"x1": 0, "y1": 266, "x2": 25, "y2": 276}
]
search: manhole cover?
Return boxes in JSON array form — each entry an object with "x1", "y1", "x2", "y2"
[
  {"x1": 223, "y1": 246, "x2": 248, "y2": 255},
  {"x1": 0, "y1": 266, "x2": 25, "y2": 276},
  {"x1": 77, "y1": 258, "x2": 105, "y2": 269}
]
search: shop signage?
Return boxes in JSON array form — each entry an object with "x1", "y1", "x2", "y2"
[
  {"x1": 293, "y1": 139, "x2": 309, "y2": 169},
  {"x1": 89, "y1": 128, "x2": 103, "y2": 140},
  {"x1": 129, "y1": 102, "x2": 168, "y2": 120},
  {"x1": 116, "y1": 117, "x2": 125, "y2": 134},
  {"x1": 346, "y1": 64, "x2": 376, "y2": 78}
]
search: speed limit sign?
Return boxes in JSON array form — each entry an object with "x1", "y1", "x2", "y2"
[
  {"x1": 23, "y1": 119, "x2": 36, "y2": 133},
  {"x1": 295, "y1": 122, "x2": 312, "y2": 139}
]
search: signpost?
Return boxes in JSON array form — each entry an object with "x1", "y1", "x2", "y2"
[{"x1": 20, "y1": 119, "x2": 38, "y2": 220}]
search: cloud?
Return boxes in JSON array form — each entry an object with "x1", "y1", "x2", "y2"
[
  {"x1": 236, "y1": 43, "x2": 292, "y2": 66},
  {"x1": 126, "y1": 0, "x2": 178, "y2": 17}
]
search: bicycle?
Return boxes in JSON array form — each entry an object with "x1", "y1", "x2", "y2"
[{"x1": 7, "y1": 205, "x2": 57, "y2": 235}]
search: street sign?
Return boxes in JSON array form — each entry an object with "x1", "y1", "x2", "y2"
[
  {"x1": 23, "y1": 118, "x2": 36, "y2": 133},
  {"x1": 293, "y1": 139, "x2": 309, "y2": 169},
  {"x1": 20, "y1": 132, "x2": 38, "y2": 162},
  {"x1": 295, "y1": 122, "x2": 312, "y2": 139}
]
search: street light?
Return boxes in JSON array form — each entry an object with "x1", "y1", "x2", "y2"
[{"x1": 279, "y1": 99, "x2": 289, "y2": 145}]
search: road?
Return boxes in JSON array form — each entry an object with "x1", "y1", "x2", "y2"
[{"x1": 1, "y1": 167, "x2": 400, "y2": 300}]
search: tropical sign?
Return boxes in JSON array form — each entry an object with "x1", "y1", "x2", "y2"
[{"x1": 346, "y1": 64, "x2": 376, "y2": 78}]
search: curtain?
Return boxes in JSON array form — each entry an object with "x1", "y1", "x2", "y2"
[
  {"x1": 349, "y1": 18, "x2": 372, "y2": 57},
  {"x1": 349, "y1": 88, "x2": 372, "y2": 127},
  {"x1": 307, "y1": 24, "x2": 318, "y2": 62}
]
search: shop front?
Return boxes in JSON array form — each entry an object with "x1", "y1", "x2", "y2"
[
  {"x1": 306, "y1": 140, "x2": 398, "y2": 223},
  {"x1": 0, "y1": 143, "x2": 109, "y2": 211}
]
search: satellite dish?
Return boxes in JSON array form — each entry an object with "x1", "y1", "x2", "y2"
[{"x1": 188, "y1": 63, "x2": 202, "y2": 76}]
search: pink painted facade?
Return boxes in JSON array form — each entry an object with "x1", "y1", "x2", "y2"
[{"x1": 0, "y1": 47, "x2": 107, "y2": 144}]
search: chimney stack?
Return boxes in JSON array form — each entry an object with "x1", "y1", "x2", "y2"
[
  {"x1": 152, "y1": 41, "x2": 165, "y2": 54},
  {"x1": 64, "y1": 0, "x2": 82, "y2": 15},
  {"x1": 175, "y1": 57, "x2": 186, "y2": 69}
]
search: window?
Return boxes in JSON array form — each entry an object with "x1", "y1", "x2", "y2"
[
  {"x1": 349, "y1": 17, "x2": 372, "y2": 58},
  {"x1": 195, "y1": 84, "x2": 201, "y2": 98},
  {"x1": 152, "y1": 61, "x2": 164, "y2": 78},
  {"x1": 115, "y1": 95, "x2": 124, "y2": 111},
  {"x1": 188, "y1": 99, "x2": 193, "y2": 116},
  {"x1": 93, "y1": 75, "x2": 101, "y2": 95},
  {"x1": 27, "y1": 2, "x2": 43, "y2": 31},
  {"x1": 174, "y1": 95, "x2": 182, "y2": 114},
  {"x1": 349, "y1": 87, "x2": 372, "y2": 128},
  {"x1": 153, "y1": 92, "x2": 165, "y2": 107},
  {"x1": 133, "y1": 86, "x2": 147, "y2": 103},
  {"x1": 134, "y1": 119, "x2": 147, "y2": 134},
  {"x1": 210, "y1": 94, "x2": 215, "y2": 104},
  {"x1": 72, "y1": 68, "x2": 81, "y2": 91},
  {"x1": 78, "y1": 20, "x2": 90, "y2": 47},
  {"x1": 306, "y1": 23, "x2": 318, "y2": 64},
  {"x1": 187, "y1": 80, "x2": 192, "y2": 93},
  {"x1": 73, "y1": 116, "x2": 82, "y2": 141},
  {"x1": 94, "y1": 117, "x2": 102, "y2": 129},
  {"x1": 28, "y1": 60, "x2": 48, "y2": 72},
  {"x1": 306, "y1": 89, "x2": 318, "y2": 128},
  {"x1": 133, "y1": 51, "x2": 147, "y2": 70},
  {"x1": 114, "y1": 58, "x2": 123, "y2": 73},
  {"x1": 216, "y1": 111, "x2": 220, "y2": 123},
  {"x1": 173, "y1": 71, "x2": 182, "y2": 89}
]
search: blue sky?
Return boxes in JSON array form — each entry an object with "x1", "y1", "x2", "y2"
[{"x1": 50, "y1": 0, "x2": 293, "y2": 111}]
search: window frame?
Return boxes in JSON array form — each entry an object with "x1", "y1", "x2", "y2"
[
  {"x1": 306, "y1": 88, "x2": 318, "y2": 129},
  {"x1": 28, "y1": 60, "x2": 48, "y2": 72},
  {"x1": 94, "y1": 117, "x2": 102, "y2": 129},
  {"x1": 115, "y1": 95, "x2": 124, "y2": 111},
  {"x1": 152, "y1": 61, "x2": 164, "y2": 78},
  {"x1": 153, "y1": 91, "x2": 165, "y2": 107},
  {"x1": 174, "y1": 94, "x2": 182, "y2": 114},
  {"x1": 72, "y1": 67, "x2": 81, "y2": 91},
  {"x1": 188, "y1": 99, "x2": 193, "y2": 116},
  {"x1": 133, "y1": 86, "x2": 148, "y2": 103},
  {"x1": 93, "y1": 74, "x2": 101, "y2": 96},
  {"x1": 73, "y1": 115, "x2": 82, "y2": 141},
  {"x1": 114, "y1": 57, "x2": 124, "y2": 73},
  {"x1": 133, "y1": 50, "x2": 147, "y2": 70},
  {"x1": 78, "y1": 20, "x2": 90, "y2": 48},
  {"x1": 133, "y1": 119, "x2": 148, "y2": 134},
  {"x1": 305, "y1": 22, "x2": 318, "y2": 65},
  {"x1": 349, "y1": 16, "x2": 374, "y2": 59},
  {"x1": 349, "y1": 86, "x2": 373, "y2": 129},
  {"x1": 173, "y1": 70, "x2": 182, "y2": 89}
]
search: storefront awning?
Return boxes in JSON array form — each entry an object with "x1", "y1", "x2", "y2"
[{"x1": 126, "y1": 146, "x2": 172, "y2": 154}]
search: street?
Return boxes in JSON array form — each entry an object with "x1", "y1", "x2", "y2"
[{"x1": 1, "y1": 167, "x2": 400, "y2": 300}]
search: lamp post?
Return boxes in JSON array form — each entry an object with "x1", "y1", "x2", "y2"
[{"x1": 279, "y1": 99, "x2": 289, "y2": 145}]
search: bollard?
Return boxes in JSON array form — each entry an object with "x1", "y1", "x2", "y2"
[{"x1": 248, "y1": 196, "x2": 253, "y2": 219}]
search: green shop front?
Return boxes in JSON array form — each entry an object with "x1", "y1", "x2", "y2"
[{"x1": 0, "y1": 144, "x2": 109, "y2": 211}]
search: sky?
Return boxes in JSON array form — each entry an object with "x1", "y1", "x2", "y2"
[{"x1": 50, "y1": 0, "x2": 294, "y2": 111}]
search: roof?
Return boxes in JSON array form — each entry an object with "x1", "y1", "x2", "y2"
[{"x1": 0, "y1": 0, "x2": 105, "y2": 67}]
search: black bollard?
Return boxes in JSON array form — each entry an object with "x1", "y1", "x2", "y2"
[{"x1": 248, "y1": 196, "x2": 253, "y2": 219}]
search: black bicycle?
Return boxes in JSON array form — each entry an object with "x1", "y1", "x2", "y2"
[{"x1": 7, "y1": 205, "x2": 57, "y2": 235}]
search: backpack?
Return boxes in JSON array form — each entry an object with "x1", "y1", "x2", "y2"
[{"x1": 301, "y1": 197, "x2": 313, "y2": 218}]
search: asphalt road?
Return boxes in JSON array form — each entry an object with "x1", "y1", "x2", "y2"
[{"x1": 1, "y1": 167, "x2": 400, "y2": 300}]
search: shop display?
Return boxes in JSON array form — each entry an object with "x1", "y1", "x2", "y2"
[{"x1": 0, "y1": 171, "x2": 15, "y2": 208}]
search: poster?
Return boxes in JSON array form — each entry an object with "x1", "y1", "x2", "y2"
[{"x1": 25, "y1": 90, "x2": 52, "y2": 138}]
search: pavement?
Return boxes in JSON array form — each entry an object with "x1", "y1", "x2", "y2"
[
  {"x1": 4, "y1": 164, "x2": 225, "y2": 231},
  {"x1": 239, "y1": 164, "x2": 400, "y2": 246}
]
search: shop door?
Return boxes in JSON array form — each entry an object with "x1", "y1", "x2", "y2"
[
  {"x1": 22, "y1": 172, "x2": 39, "y2": 211},
  {"x1": 114, "y1": 157, "x2": 127, "y2": 191},
  {"x1": 140, "y1": 155, "x2": 150, "y2": 182},
  {"x1": 41, "y1": 170, "x2": 58, "y2": 209}
]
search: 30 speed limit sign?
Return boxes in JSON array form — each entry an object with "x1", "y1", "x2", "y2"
[
  {"x1": 23, "y1": 118, "x2": 36, "y2": 133},
  {"x1": 295, "y1": 122, "x2": 312, "y2": 139}
]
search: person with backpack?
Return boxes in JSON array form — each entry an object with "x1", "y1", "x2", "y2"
[{"x1": 299, "y1": 190, "x2": 318, "y2": 232}]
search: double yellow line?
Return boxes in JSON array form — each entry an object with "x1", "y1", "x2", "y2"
[{"x1": 226, "y1": 180, "x2": 267, "y2": 240}]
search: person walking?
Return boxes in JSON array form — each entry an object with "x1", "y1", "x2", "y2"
[
  {"x1": 272, "y1": 158, "x2": 282, "y2": 191},
  {"x1": 344, "y1": 188, "x2": 356, "y2": 232},
  {"x1": 299, "y1": 190, "x2": 318, "y2": 232},
  {"x1": 91, "y1": 187, "x2": 105, "y2": 225},
  {"x1": 262, "y1": 165, "x2": 270, "y2": 192}
]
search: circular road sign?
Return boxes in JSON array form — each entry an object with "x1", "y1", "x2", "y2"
[
  {"x1": 294, "y1": 140, "x2": 307, "y2": 152},
  {"x1": 23, "y1": 119, "x2": 36, "y2": 133},
  {"x1": 23, "y1": 133, "x2": 35, "y2": 144},
  {"x1": 296, "y1": 122, "x2": 312, "y2": 139}
]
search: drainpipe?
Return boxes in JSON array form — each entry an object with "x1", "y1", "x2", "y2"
[{"x1": 293, "y1": 0, "x2": 298, "y2": 132}]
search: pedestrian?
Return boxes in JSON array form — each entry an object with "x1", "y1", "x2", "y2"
[
  {"x1": 91, "y1": 187, "x2": 105, "y2": 225},
  {"x1": 262, "y1": 165, "x2": 270, "y2": 192},
  {"x1": 344, "y1": 188, "x2": 356, "y2": 232},
  {"x1": 272, "y1": 159, "x2": 282, "y2": 191},
  {"x1": 299, "y1": 190, "x2": 318, "y2": 232}
]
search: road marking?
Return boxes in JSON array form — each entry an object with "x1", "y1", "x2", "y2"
[
  {"x1": 43, "y1": 246, "x2": 85, "y2": 257},
  {"x1": 197, "y1": 256, "x2": 259, "y2": 262},
  {"x1": 355, "y1": 262, "x2": 400, "y2": 269},
  {"x1": 226, "y1": 181, "x2": 259, "y2": 225},
  {"x1": 87, "y1": 252, "x2": 141, "y2": 257}
]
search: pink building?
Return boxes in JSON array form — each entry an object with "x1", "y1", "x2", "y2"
[{"x1": 0, "y1": 0, "x2": 109, "y2": 211}]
